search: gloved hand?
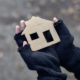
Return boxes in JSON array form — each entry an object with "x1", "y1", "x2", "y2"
[
  {"x1": 53, "y1": 18, "x2": 80, "y2": 80},
  {"x1": 14, "y1": 18, "x2": 80, "y2": 80},
  {"x1": 14, "y1": 20, "x2": 67, "y2": 80}
]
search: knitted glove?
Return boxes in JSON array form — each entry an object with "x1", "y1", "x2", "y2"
[
  {"x1": 14, "y1": 31, "x2": 67, "y2": 80},
  {"x1": 14, "y1": 31, "x2": 27, "y2": 47},
  {"x1": 53, "y1": 19, "x2": 80, "y2": 80}
]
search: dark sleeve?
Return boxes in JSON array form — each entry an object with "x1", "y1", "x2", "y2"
[
  {"x1": 54, "y1": 20, "x2": 80, "y2": 79},
  {"x1": 14, "y1": 33, "x2": 67, "y2": 80}
]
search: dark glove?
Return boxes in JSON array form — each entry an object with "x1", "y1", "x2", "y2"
[
  {"x1": 54, "y1": 19, "x2": 74, "y2": 48},
  {"x1": 75, "y1": 73, "x2": 80, "y2": 80},
  {"x1": 14, "y1": 31, "x2": 27, "y2": 47},
  {"x1": 53, "y1": 19, "x2": 80, "y2": 80},
  {"x1": 14, "y1": 30, "x2": 67, "y2": 80}
]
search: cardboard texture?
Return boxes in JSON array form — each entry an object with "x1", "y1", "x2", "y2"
[{"x1": 22, "y1": 16, "x2": 60, "y2": 51}]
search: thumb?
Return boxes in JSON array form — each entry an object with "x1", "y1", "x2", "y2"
[{"x1": 23, "y1": 41, "x2": 28, "y2": 47}]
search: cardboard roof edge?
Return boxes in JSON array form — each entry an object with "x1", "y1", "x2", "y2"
[{"x1": 22, "y1": 16, "x2": 53, "y2": 35}]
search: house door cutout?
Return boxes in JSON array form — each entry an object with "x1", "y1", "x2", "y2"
[{"x1": 43, "y1": 30, "x2": 54, "y2": 42}]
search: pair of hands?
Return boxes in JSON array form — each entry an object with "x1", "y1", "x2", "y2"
[
  {"x1": 14, "y1": 17, "x2": 74, "y2": 79},
  {"x1": 14, "y1": 17, "x2": 80, "y2": 80}
]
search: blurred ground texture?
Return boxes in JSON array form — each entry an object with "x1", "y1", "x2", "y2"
[{"x1": 0, "y1": 0, "x2": 80, "y2": 80}]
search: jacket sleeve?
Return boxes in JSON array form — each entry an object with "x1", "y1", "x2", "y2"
[
  {"x1": 14, "y1": 32, "x2": 67, "y2": 80},
  {"x1": 54, "y1": 20, "x2": 80, "y2": 80}
]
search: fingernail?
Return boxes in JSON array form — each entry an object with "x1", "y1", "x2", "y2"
[
  {"x1": 16, "y1": 25, "x2": 20, "y2": 34},
  {"x1": 53, "y1": 17, "x2": 58, "y2": 23}
]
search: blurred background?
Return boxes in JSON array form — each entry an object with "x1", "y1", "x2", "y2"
[{"x1": 0, "y1": 0, "x2": 80, "y2": 80}]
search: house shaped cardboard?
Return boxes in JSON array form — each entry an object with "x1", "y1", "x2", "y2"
[{"x1": 22, "y1": 16, "x2": 60, "y2": 51}]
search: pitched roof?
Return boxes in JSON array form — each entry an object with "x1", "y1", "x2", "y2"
[{"x1": 22, "y1": 16, "x2": 53, "y2": 35}]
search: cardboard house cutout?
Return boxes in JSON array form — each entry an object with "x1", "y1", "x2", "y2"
[{"x1": 22, "y1": 16, "x2": 60, "y2": 51}]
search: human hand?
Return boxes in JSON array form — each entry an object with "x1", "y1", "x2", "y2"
[
  {"x1": 53, "y1": 18, "x2": 74, "y2": 48},
  {"x1": 14, "y1": 18, "x2": 67, "y2": 80},
  {"x1": 14, "y1": 20, "x2": 28, "y2": 48}
]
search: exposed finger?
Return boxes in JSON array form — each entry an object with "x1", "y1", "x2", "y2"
[
  {"x1": 20, "y1": 20, "x2": 26, "y2": 30},
  {"x1": 23, "y1": 41, "x2": 28, "y2": 47},
  {"x1": 16, "y1": 25, "x2": 21, "y2": 34},
  {"x1": 53, "y1": 17, "x2": 58, "y2": 23}
]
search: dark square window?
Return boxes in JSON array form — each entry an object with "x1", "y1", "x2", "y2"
[
  {"x1": 43, "y1": 30, "x2": 54, "y2": 42},
  {"x1": 30, "y1": 32, "x2": 39, "y2": 40}
]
